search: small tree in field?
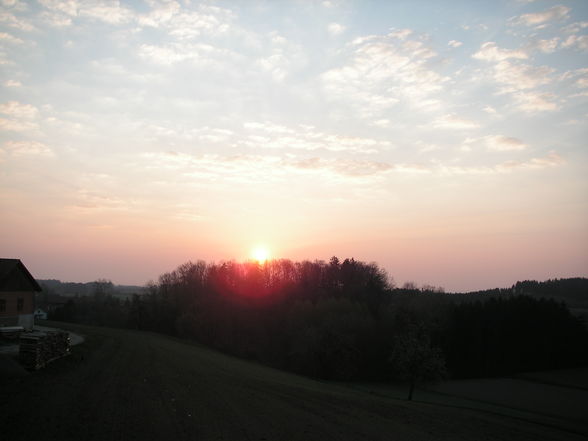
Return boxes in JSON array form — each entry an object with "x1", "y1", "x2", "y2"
[{"x1": 389, "y1": 324, "x2": 446, "y2": 401}]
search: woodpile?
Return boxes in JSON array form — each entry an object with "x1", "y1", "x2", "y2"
[
  {"x1": 19, "y1": 330, "x2": 71, "y2": 370},
  {"x1": 0, "y1": 326, "x2": 24, "y2": 340}
]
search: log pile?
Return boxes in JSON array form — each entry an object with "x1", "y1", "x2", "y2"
[
  {"x1": 0, "y1": 326, "x2": 24, "y2": 340},
  {"x1": 19, "y1": 330, "x2": 71, "y2": 370}
]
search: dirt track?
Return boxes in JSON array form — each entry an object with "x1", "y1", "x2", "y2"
[{"x1": 1, "y1": 324, "x2": 584, "y2": 441}]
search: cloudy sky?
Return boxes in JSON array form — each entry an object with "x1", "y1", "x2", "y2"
[{"x1": 1, "y1": 0, "x2": 587, "y2": 291}]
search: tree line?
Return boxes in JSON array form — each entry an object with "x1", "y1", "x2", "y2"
[{"x1": 48, "y1": 258, "x2": 588, "y2": 389}]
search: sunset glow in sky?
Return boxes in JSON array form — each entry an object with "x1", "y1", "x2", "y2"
[{"x1": 1, "y1": 0, "x2": 587, "y2": 291}]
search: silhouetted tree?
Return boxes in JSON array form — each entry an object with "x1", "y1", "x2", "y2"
[
  {"x1": 92, "y1": 279, "x2": 114, "y2": 300},
  {"x1": 389, "y1": 323, "x2": 446, "y2": 400}
]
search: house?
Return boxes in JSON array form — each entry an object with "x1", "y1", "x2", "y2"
[
  {"x1": 0, "y1": 259, "x2": 42, "y2": 331},
  {"x1": 34, "y1": 308, "x2": 48, "y2": 320}
]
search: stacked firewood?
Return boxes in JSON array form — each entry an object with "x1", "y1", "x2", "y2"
[{"x1": 19, "y1": 331, "x2": 71, "y2": 370}]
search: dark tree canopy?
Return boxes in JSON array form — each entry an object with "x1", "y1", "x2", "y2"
[
  {"x1": 389, "y1": 323, "x2": 446, "y2": 400},
  {"x1": 48, "y1": 260, "x2": 588, "y2": 382}
]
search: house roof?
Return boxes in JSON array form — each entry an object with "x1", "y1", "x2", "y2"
[{"x1": 0, "y1": 259, "x2": 42, "y2": 292}]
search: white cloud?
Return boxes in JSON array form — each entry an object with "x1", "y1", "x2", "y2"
[
  {"x1": 0, "y1": 118, "x2": 37, "y2": 131},
  {"x1": 472, "y1": 37, "x2": 559, "y2": 62},
  {"x1": 472, "y1": 42, "x2": 560, "y2": 112},
  {"x1": 448, "y1": 40, "x2": 462, "y2": 48},
  {"x1": 560, "y1": 68, "x2": 588, "y2": 89},
  {"x1": 40, "y1": 0, "x2": 234, "y2": 30},
  {"x1": 202, "y1": 149, "x2": 571, "y2": 179},
  {"x1": 432, "y1": 114, "x2": 479, "y2": 130},
  {"x1": 139, "y1": 150, "x2": 400, "y2": 183},
  {"x1": 0, "y1": 101, "x2": 40, "y2": 131},
  {"x1": 575, "y1": 78, "x2": 588, "y2": 89},
  {"x1": 563, "y1": 21, "x2": 588, "y2": 35},
  {"x1": 193, "y1": 126, "x2": 233, "y2": 143},
  {"x1": 241, "y1": 122, "x2": 391, "y2": 154},
  {"x1": 0, "y1": 50, "x2": 11, "y2": 66},
  {"x1": 493, "y1": 60, "x2": 554, "y2": 92},
  {"x1": 256, "y1": 32, "x2": 307, "y2": 82},
  {"x1": 83, "y1": 1, "x2": 133, "y2": 25},
  {"x1": 135, "y1": 120, "x2": 392, "y2": 155},
  {"x1": 0, "y1": 101, "x2": 38, "y2": 119},
  {"x1": 136, "y1": 0, "x2": 180, "y2": 27},
  {"x1": 388, "y1": 29, "x2": 413, "y2": 40},
  {"x1": 461, "y1": 23, "x2": 489, "y2": 32},
  {"x1": 370, "y1": 119, "x2": 392, "y2": 128},
  {"x1": 0, "y1": 11, "x2": 35, "y2": 31},
  {"x1": 328, "y1": 22, "x2": 346, "y2": 36},
  {"x1": 3, "y1": 79, "x2": 21, "y2": 87},
  {"x1": 285, "y1": 157, "x2": 393, "y2": 177},
  {"x1": 486, "y1": 135, "x2": 526, "y2": 151},
  {"x1": 257, "y1": 55, "x2": 286, "y2": 81},
  {"x1": 463, "y1": 135, "x2": 527, "y2": 151},
  {"x1": 39, "y1": 0, "x2": 134, "y2": 25},
  {"x1": 39, "y1": 0, "x2": 79, "y2": 16},
  {"x1": 88, "y1": 58, "x2": 162, "y2": 85},
  {"x1": 148, "y1": 149, "x2": 564, "y2": 181},
  {"x1": 513, "y1": 5, "x2": 570, "y2": 27},
  {"x1": 140, "y1": 25, "x2": 304, "y2": 84},
  {"x1": 257, "y1": 53, "x2": 288, "y2": 82},
  {"x1": 499, "y1": 151, "x2": 564, "y2": 170},
  {"x1": 530, "y1": 37, "x2": 559, "y2": 53},
  {"x1": 138, "y1": 43, "x2": 191, "y2": 64},
  {"x1": 138, "y1": 3, "x2": 234, "y2": 39},
  {"x1": 562, "y1": 35, "x2": 588, "y2": 51},
  {"x1": 2, "y1": 140, "x2": 53, "y2": 157},
  {"x1": 136, "y1": 122, "x2": 235, "y2": 144},
  {"x1": 473, "y1": 42, "x2": 528, "y2": 61},
  {"x1": 243, "y1": 121, "x2": 293, "y2": 134},
  {"x1": 0, "y1": 31, "x2": 24, "y2": 44},
  {"x1": 415, "y1": 141, "x2": 440, "y2": 153},
  {"x1": 138, "y1": 152, "x2": 265, "y2": 184},
  {"x1": 322, "y1": 30, "x2": 447, "y2": 117},
  {"x1": 138, "y1": 42, "x2": 230, "y2": 65},
  {"x1": 441, "y1": 152, "x2": 564, "y2": 175},
  {"x1": 569, "y1": 91, "x2": 588, "y2": 99},
  {"x1": 513, "y1": 91, "x2": 559, "y2": 112},
  {"x1": 68, "y1": 188, "x2": 126, "y2": 212},
  {"x1": 40, "y1": 11, "x2": 73, "y2": 27}
]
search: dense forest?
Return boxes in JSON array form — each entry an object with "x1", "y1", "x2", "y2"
[
  {"x1": 43, "y1": 259, "x2": 588, "y2": 386},
  {"x1": 454, "y1": 278, "x2": 588, "y2": 309}
]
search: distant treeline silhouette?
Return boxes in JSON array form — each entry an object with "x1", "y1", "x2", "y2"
[
  {"x1": 47, "y1": 258, "x2": 588, "y2": 383},
  {"x1": 457, "y1": 278, "x2": 588, "y2": 309},
  {"x1": 38, "y1": 278, "x2": 146, "y2": 298}
]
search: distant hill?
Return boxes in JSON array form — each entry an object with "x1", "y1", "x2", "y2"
[
  {"x1": 511, "y1": 278, "x2": 588, "y2": 309},
  {"x1": 455, "y1": 278, "x2": 588, "y2": 310},
  {"x1": 37, "y1": 279, "x2": 146, "y2": 299}
]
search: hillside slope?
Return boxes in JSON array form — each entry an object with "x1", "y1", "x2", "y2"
[{"x1": 0, "y1": 323, "x2": 584, "y2": 441}]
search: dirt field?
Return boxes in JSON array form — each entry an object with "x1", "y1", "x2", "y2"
[{"x1": 1, "y1": 323, "x2": 585, "y2": 441}]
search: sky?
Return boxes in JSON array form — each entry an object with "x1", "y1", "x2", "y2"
[{"x1": 1, "y1": 0, "x2": 587, "y2": 292}]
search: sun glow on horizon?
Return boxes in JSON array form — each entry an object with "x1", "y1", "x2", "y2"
[{"x1": 251, "y1": 246, "x2": 270, "y2": 263}]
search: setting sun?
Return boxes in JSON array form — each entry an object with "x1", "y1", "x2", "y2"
[{"x1": 251, "y1": 246, "x2": 270, "y2": 263}]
